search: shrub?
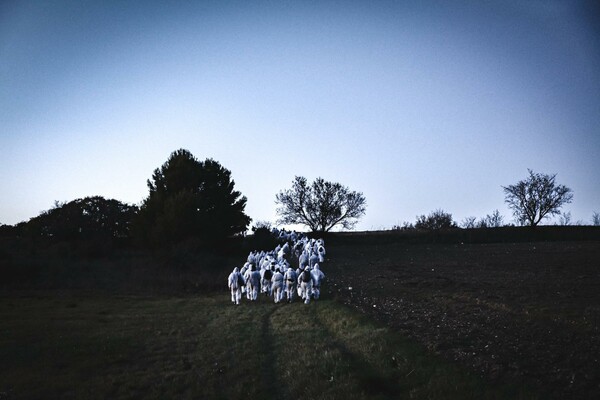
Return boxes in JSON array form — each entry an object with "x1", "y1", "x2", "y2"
[
  {"x1": 245, "y1": 226, "x2": 279, "y2": 252},
  {"x1": 477, "y1": 210, "x2": 504, "y2": 228},
  {"x1": 415, "y1": 209, "x2": 456, "y2": 230},
  {"x1": 391, "y1": 221, "x2": 414, "y2": 231},
  {"x1": 461, "y1": 217, "x2": 477, "y2": 229}
]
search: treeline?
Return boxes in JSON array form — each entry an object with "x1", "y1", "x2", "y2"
[
  {"x1": 331, "y1": 226, "x2": 600, "y2": 247},
  {"x1": 0, "y1": 149, "x2": 270, "y2": 294},
  {"x1": 0, "y1": 149, "x2": 253, "y2": 253},
  {"x1": 392, "y1": 208, "x2": 600, "y2": 232},
  {"x1": 2, "y1": 197, "x2": 137, "y2": 241}
]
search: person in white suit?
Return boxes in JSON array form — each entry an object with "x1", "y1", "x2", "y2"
[
  {"x1": 317, "y1": 245, "x2": 326, "y2": 263},
  {"x1": 284, "y1": 267, "x2": 297, "y2": 303},
  {"x1": 311, "y1": 264, "x2": 325, "y2": 300},
  {"x1": 261, "y1": 264, "x2": 274, "y2": 296},
  {"x1": 298, "y1": 265, "x2": 314, "y2": 304},
  {"x1": 227, "y1": 267, "x2": 244, "y2": 305},
  {"x1": 247, "y1": 265, "x2": 261, "y2": 301},
  {"x1": 271, "y1": 268, "x2": 284, "y2": 303}
]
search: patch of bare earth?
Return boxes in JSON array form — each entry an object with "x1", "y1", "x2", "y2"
[{"x1": 327, "y1": 240, "x2": 600, "y2": 399}]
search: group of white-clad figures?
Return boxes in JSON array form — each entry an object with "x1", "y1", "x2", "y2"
[{"x1": 227, "y1": 229, "x2": 326, "y2": 305}]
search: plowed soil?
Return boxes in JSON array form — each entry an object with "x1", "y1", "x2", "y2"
[{"x1": 326, "y1": 236, "x2": 600, "y2": 399}]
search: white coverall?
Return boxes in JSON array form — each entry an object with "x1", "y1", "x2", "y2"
[
  {"x1": 284, "y1": 268, "x2": 297, "y2": 303},
  {"x1": 298, "y1": 267, "x2": 314, "y2": 304},
  {"x1": 248, "y1": 269, "x2": 261, "y2": 301},
  {"x1": 271, "y1": 271, "x2": 284, "y2": 303},
  {"x1": 311, "y1": 264, "x2": 325, "y2": 300},
  {"x1": 227, "y1": 267, "x2": 243, "y2": 305}
]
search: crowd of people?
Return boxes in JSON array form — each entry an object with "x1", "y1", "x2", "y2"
[{"x1": 227, "y1": 229, "x2": 326, "y2": 305}]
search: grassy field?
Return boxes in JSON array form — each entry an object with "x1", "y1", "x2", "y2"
[
  {"x1": 0, "y1": 292, "x2": 532, "y2": 399},
  {"x1": 5, "y1": 228, "x2": 593, "y2": 398}
]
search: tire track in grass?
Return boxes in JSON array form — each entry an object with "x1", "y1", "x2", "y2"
[
  {"x1": 260, "y1": 304, "x2": 283, "y2": 399},
  {"x1": 268, "y1": 302, "x2": 345, "y2": 399},
  {"x1": 308, "y1": 302, "x2": 400, "y2": 399},
  {"x1": 267, "y1": 300, "x2": 394, "y2": 399},
  {"x1": 214, "y1": 299, "x2": 270, "y2": 399}
]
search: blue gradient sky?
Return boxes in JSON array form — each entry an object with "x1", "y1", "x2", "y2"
[{"x1": 2, "y1": 0, "x2": 599, "y2": 229}]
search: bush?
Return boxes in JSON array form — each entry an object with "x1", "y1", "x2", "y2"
[
  {"x1": 461, "y1": 217, "x2": 477, "y2": 229},
  {"x1": 392, "y1": 221, "x2": 414, "y2": 231},
  {"x1": 415, "y1": 209, "x2": 456, "y2": 230},
  {"x1": 244, "y1": 226, "x2": 279, "y2": 252},
  {"x1": 477, "y1": 210, "x2": 504, "y2": 228}
]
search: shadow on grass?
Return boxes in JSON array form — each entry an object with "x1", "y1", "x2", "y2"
[
  {"x1": 309, "y1": 305, "x2": 399, "y2": 398},
  {"x1": 260, "y1": 305, "x2": 283, "y2": 399}
]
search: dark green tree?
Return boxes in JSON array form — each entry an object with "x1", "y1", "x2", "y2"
[
  {"x1": 136, "y1": 149, "x2": 251, "y2": 245},
  {"x1": 0, "y1": 223, "x2": 16, "y2": 237},
  {"x1": 275, "y1": 176, "x2": 366, "y2": 233},
  {"x1": 25, "y1": 196, "x2": 137, "y2": 240}
]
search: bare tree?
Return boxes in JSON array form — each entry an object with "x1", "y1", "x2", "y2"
[
  {"x1": 592, "y1": 212, "x2": 600, "y2": 226},
  {"x1": 478, "y1": 209, "x2": 504, "y2": 228},
  {"x1": 558, "y1": 211, "x2": 572, "y2": 226},
  {"x1": 275, "y1": 176, "x2": 366, "y2": 233},
  {"x1": 461, "y1": 216, "x2": 477, "y2": 229},
  {"x1": 251, "y1": 220, "x2": 272, "y2": 232},
  {"x1": 503, "y1": 170, "x2": 573, "y2": 226}
]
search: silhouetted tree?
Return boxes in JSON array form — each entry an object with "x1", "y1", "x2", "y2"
[
  {"x1": 392, "y1": 221, "x2": 414, "y2": 231},
  {"x1": 24, "y1": 196, "x2": 137, "y2": 240},
  {"x1": 503, "y1": 170, "x2": 573, "y2": 226},
  {"x1": 275, "y1": 176, "x2": 366, "y2": 233},
  {"x1": 414, "y1": 209, "x2": 456, "y2": 230},
  {"x1": 593, "y1": 212, "x2": 600, "y2": 226},
  {"x1": 251, "y1": 220, "x2": 272, "y2": 232},
  {"x1": 557, "y1": 211, "x2": 572, "y2": 226},
  {"x1": 477, "y1": 209, "x2": 504, "y2": 228},
  {"x1": 247, "y1": 221, "x2": 278, "y2": 250},
  {"x1": 0, "y1": 223, "x2": 16, "y2": 237},
  {"x1": 461, "y1": 216, "x2": 477, "y2": 229},
  {"x1": 135, "y1": 149, "x2": 250, "y2": 245}
]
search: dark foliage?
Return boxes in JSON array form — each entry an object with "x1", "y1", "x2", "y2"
[
  {"x1": 0, "y1": 223, "x2": 17, "y2": 237},
  {"x1": 392, "y1": 221, "x2": 415, "y2": 231},
  {"x1": 414, "y1": 209, "x2": 456, "y2": 230},
  {"x1": 477, "y1": 209, "x2": 505, "y2": 228},
  {"x1": 134, "y1": 149, "x2": 251, "y2": 247},
  {"x1": 243, "y1": 227, "x2": 278, "y2": 252},
  {"x1": 0, "y1": 236, "x2": 239, "y2": 294},
  {"x1": 20, "y1": 196, "x2": 137, "y2": 241}
]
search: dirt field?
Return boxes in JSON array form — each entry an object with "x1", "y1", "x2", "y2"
[{"x1": 325, "y1": 234, "x2": 600, "y2": 399}]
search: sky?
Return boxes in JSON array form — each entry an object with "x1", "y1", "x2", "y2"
[{"x1": 1, "y1": 0, "x2": 599, "y2": 230}]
